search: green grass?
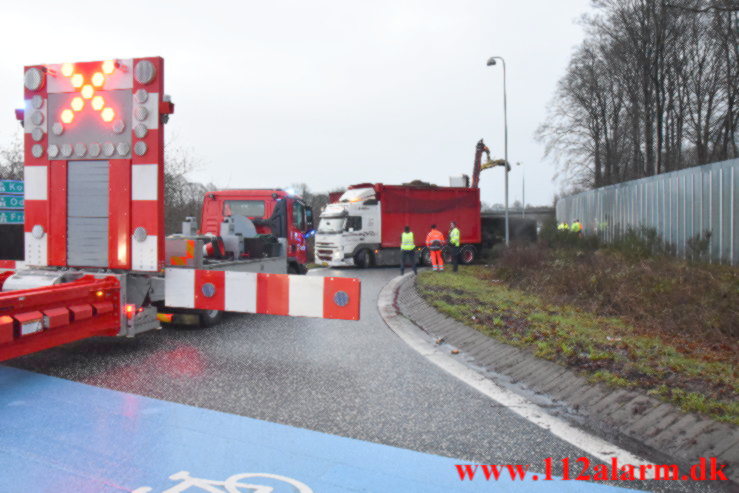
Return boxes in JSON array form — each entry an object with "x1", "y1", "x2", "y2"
[{"x1": 416, "y1": 266, "x2": 738, "y2": 425}]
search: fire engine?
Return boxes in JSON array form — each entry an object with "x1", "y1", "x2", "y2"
[
  {"x1": 199, "y1": 189, "x2": 314, "y2": 275},
  {"x1": 0, "y1": 57, "x2": 360, "y2": 362}
]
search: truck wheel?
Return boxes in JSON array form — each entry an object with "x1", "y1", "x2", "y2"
[
  {"x1": 199, "y1": 309, "x2": 223, "y2": 327},
  {"x1": 354, "y1": 249, "x2": 373, "y2": 268},
  {"x1": 420, "y1": 248, "x2": 431, "y2": 266},
  {"x1": 442, "y1": 246, "x2": 452, "y2": 263},
  {"x1": 460, "y1": 245, "x2": 477, "y2": 264},
  {"x1": 288, "y1": 263, "x2": 307, "y2": 274}
]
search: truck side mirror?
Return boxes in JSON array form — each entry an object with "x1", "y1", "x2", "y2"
[{"x1": 306, "y1": 206, "x2": 314, "y2": 230}]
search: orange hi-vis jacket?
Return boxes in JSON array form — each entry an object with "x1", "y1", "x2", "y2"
[{"x1": 426, "y1": 229, "x2": 445, "y2": 251}]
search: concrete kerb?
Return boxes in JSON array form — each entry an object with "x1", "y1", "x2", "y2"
[{"x1": 378, "y1": 273, "x2": 739, "y2": 486}]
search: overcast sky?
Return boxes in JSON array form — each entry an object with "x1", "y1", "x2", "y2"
[{"x1": 0, "y1": 0, "x2": 591, "y2": 207}]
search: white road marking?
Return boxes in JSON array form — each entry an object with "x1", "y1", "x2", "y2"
[{"x1": 378, "y1": 275, "x2": 656, "y2": 477}]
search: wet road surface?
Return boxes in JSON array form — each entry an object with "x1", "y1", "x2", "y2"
[{"x1": 5, "y1": 268, "x2": 729, "y2": 492}]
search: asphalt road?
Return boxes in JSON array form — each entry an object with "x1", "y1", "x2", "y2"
[{"x1": 5, "y1": 268, "x2": 728, "y2": 492}]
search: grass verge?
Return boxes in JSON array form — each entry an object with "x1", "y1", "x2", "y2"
[{"x1": 416, "y1": 266, "x2": 738, "y2": 425}]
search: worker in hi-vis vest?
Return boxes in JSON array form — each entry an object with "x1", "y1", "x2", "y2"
[
  {"x1": 571, "y1": 219, "x2": 583, "y2": 236},
  {"x1": 426, "y1": 224, "x2": 445, "y2": 271},
  {"x1": 449, "y1": 221, "x2": 461, "y2": 272},
  {"x1": 400, "y1": 225, "x2": 417, "y2": 275}
]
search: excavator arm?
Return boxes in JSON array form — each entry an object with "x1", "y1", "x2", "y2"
[{"x1": 471, "y1": 139, "x2": 509, "y2": 188}]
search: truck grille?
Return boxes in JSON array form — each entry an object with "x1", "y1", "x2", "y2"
[{"x1": 317, "y1": 248, "x2": 334, "y2": 261}]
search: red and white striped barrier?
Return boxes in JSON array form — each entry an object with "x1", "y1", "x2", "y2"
[
  {"x1": 164, "y1": 269, "x2": 361, "y2": 321},
  {"x1": 0, "y1": 260, "x2": 25, "y2": 270}
]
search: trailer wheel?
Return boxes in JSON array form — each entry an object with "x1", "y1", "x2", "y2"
[
  {"x1": 199, "y1": 309, "x2": 223, "y2": 327},
  {"x1": 288, "y1": 262, "x2": 307, "y2": 274},
  {"x1": 354, "y1": 249, "x2": 373, "y2": 268},
  {"x1": 460, "y1": 245, "x2": 476, "y2": 264}
]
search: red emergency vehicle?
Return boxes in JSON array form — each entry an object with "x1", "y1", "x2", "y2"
[
  {"x1": 0, "y1": 57, "x2": 360, "y2": 362},
  {"x1": 199, "y1": 190, "x2": 313, "y2": 274}
]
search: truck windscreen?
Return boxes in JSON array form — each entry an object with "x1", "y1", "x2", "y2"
[
  {"x1": 318, "y1": 217, "x2": 345, "y2": 234},
  {"x1": 223, "y1": 200, "x2": 265, "y2": 218}
]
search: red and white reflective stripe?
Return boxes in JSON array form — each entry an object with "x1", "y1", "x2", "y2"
[
  {"x1": 23, "y1": 165, "x2": 49, "y2": 267},
  {"x1": 0, "y1": 261, "x2": 25, "y2": 270},
  {"x1": 164, "y1": 269, "x2": 361, "y2": 321},
  {"x1": 131, "y1": 163, "x2": 159, "y2": 271}
]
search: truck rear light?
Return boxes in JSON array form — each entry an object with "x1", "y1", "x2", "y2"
[
  {"x1": 124, "y1": 304, "x2": 136, "y2": 319},
  {"x1": 15, "y1": 312, "x2": 44, "y2": 336},
  {"x1": 43, "y1": 307, "x2": 70, "y2": 329},
  {"x1": 61, "y1": 63, "x2": 74, "y2": 77},
  {"x1": 0, "y1": 316, "x2": 14, "y2": 344},
  {"x1": 69, "y1": 304, "x2": 93, "y2": 321}
]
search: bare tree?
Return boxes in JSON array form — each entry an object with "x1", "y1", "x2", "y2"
[
  {"x1": 164, "y1": 143, "x2": 215, "y2": 234},
  {"x1": 0, "y1": 134, "x2": 23, "y2": 181},
  {"x1": 539, "y1": 0, "x2": 738, "y2": 189}
]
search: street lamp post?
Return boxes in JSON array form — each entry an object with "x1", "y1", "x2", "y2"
[
  {"x1": 486, "y1": 56, "x2": 509, "y2": 245},
  {"x1": 519, "y1": 161, "x2": 525, "y2": 218}
]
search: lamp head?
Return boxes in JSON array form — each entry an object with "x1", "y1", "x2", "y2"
[{"x1": 486, "y1": 57, "x2": 497, "y2": 66}]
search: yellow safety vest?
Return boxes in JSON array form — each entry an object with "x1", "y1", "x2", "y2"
[
  {"x1": 571, "y1": 222, "x2": 582, "y2": 233},
  {"x1": 401, "y1": 232, "x2": 415, "y2": 250},
  {"x1": 449, "y1": 227, "x2": 460, "y2": 247},
  {"x1": 558, "y1": 223, "x2": 569, "y2": 231}
]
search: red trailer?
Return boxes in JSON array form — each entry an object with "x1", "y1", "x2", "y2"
[
  {"x1": 315, "y1": 183, "x2": 481, "y2": 268},
  {"x1": 372, "y1": 184, "x2": 481, "y2": 248}
]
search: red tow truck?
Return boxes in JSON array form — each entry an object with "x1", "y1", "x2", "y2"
[
  {"x1": 0, "y1": 57, "x2": 360, "y2": 362},
  {"x1": 199, "y1": 189, "x2": 313, "y2": 274}
]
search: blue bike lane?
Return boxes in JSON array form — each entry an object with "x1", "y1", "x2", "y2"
[{"x1": 0, "y1": 366, "x2": 635, "y2": 492}]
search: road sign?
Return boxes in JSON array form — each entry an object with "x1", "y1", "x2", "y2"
[
  {"x1": 0, "y1": 180, "x2": 23, "y2": 194},
  {"x1": 0, "y1": 210, "x2": 24, "y2": 224},
  {"x1": 0, "y1": 195, "x2": 24, "y2": 209}
]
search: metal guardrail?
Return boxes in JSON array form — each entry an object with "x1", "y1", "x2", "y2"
[{"x1": 556, "y1": 158, "x2": 738, "y2": 265}]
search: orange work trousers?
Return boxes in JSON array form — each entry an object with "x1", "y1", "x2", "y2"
[{"x1": 430, "y1": 250, "x2": 444, "y2": 270}]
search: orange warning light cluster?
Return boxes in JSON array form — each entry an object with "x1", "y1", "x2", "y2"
[{"x1": 58, "y1": 61, "x2": 117, "y2": 125}]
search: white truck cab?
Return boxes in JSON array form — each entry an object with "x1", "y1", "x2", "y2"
[{"x1": 315, "y1": 187, "x2": 381, "y2": 267}]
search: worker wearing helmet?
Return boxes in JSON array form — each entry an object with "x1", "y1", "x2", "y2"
[
  {"x1": 449, "y1": 221, "x2": 461, "y2": 272},
  {"x1": 400, "y1": 226, "x2": 417, "y2": 275},
  {"x1": 426, "y1": 224, "x2": 445, "y2": 271}
]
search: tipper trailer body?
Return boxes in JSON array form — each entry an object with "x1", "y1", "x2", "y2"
[{"x1": 315, "y1": 183, "x2": 481, "y2": 267}]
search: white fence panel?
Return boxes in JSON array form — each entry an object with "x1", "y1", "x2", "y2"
[{"x1": 556, "y1": 159, "x2": 739, "y2": 265}]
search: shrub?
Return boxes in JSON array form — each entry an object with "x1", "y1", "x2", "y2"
[{"x1": 686, "y1": 230, "x2": 712, "y2": 262}]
